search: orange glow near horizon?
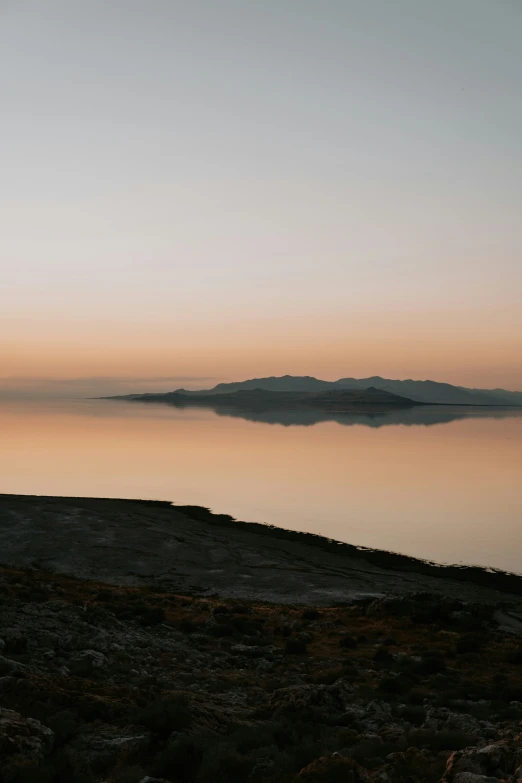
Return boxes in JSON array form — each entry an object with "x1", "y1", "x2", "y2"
[
  {"x1": 3, "y1": 306, "x2": 522, "y2": 391},
  {"x1": 2, "y1": 2, "x2": 522, "y2": 397}
]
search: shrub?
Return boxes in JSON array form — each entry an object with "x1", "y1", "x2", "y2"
[
  {"x1": 4, "y1": 631, "x2": 28, "y2": 654},
  {"x1": 241, "y1": 619, "x2": 264, "y2": 635},
  {"x1": 373, "y1": 646, "x2": 393, "y2": 663},
  {"x1": 408, "y1": 728, "x2": 476, "y2": 751},
  {"x1": 133, "y1": 695, "x2": 191, "y2": 738},
  {"x1": 378, "y1": 676, "x2": 408, "y2": 695},
  {"x1": 209, "y1": 623, "x2": 234, "y2": 637},
  {"x1": 418, "y1": 654, "x2": 447, "y2": 674},
  {"x1": 339, "y1": 634, "x2": 358, "y2": 650},
  {"x1": 46, "y1": 709, "x2": 81, "y2": 745},
  {"x1": 501, "y1": 683, "x2": 522, "y2": 702},
  {"x1": 138, "y1": 606, "x2": 165, "y2": 626},
  {"x1": 346, "y1": 737, "x2": 399, "y2": 764},
  {"x1": 230, "y1": 604, "x2": 251, "y2": 614},
  {"x1": 508, "y1": 647, "x2": 522, "y2": 665},
  {"x1": 396, "y1": 704, "x2": 426, "y2": 725},
  {"x1": 179, "y1": 618, "x2": 198, "y2": 633},
  {"x1": 293, "y1": 755, "x2": 367, "y2": 782},
  {"x1": 227, "y1": 722, "x2": 278, "y2": 753},
  {"x1": 285, "y1": 639, "x2": 307, "y2": 655},
  {"x1": 54, "y1": 748, "x2": 98, "y2": 783},
  {"x1": 314, "y1": 664, "x2": 358, "y2": 685},
  {"x1": 197, "y1": 745, "x2": 252, "y2": 783},
  {"x1": 408, "y1": 687, "x2": 432, "y2": 705},
  {"x1": 456, "y1": 635, "x2": 483, "y2": 655},
  {"x1": 1, "y1": 758, "x2": 56, "y2": 783},
  {"x1": 301, "y1": 609, "x2": 320, "y2": 621},
  {"x1": 111, "y1": 766, "x2": 146, "y2": 783},
  {"x1": 153, "y1": 734, "x2": 204, "y2": 780}
]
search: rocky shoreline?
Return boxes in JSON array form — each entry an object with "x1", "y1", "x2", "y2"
[
  {"x1": 1, "y1": 495, "x2": 522, "y2": 606},
  {"x1": 1, "y1": 494, "x2": 522, "y2": 782}
]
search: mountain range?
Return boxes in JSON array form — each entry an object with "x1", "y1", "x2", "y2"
[{"x1": 170, "y1": 375, "x2": 522, "y2": 406}]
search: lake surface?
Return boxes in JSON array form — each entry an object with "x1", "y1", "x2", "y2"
[{"x1": 1, "y1": 398, "x2": 521, "y2": 573}]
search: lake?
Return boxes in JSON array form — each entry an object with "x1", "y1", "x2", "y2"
[{"x1": 1, "y1": 398, "x2": 521, "y2": 573}]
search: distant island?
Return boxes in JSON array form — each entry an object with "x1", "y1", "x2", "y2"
[
  {"x1": 105, "y1": 374, "x2": 522, "y2": 411},
  {"x1": 106, "y1": 386, "x2": 421, "y2": 414}
]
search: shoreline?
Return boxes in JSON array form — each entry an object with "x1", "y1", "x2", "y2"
[
  {"x1": 2, "y1": 494, "x2": 522, "y2": 782},
  {"x1": 1, "y1": 493, "x2": 521, "y2": 605}
]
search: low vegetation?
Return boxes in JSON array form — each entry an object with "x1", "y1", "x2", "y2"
[{"x1": 1, "y1": 567, "x2": 522, "y2": 782}]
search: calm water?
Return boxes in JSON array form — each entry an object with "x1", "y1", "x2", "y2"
[{"x1": 1, "y1": 398, "x2": 521, "y2": 573}]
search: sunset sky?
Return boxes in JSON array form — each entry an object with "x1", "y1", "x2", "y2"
[{"x1": 2, "y1": 0, "x2": 522, "y2": 396}]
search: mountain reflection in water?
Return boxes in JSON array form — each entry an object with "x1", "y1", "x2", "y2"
[{"x1": 151, "y1": 400, "x2": 522, "y2": 428}]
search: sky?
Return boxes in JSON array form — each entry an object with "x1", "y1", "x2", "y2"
[{"x1": 2, "y1": 0, "x2": 522, "y2": 396}]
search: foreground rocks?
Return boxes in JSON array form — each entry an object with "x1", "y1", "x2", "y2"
[
  {"x1": 1, "y1": 566, "x2": 522, "y2": 782},
  {"x1": 0, "y1": 707, "x2": 54, "y2": 762}
]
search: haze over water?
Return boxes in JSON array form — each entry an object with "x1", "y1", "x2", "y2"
[{"x1": 2, "y1": 398, "x2": 521, "y2": 575}]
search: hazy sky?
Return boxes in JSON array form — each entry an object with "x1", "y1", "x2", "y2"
[{"x1": 2, "y1": 0, "x2": 522, "y2": 395}]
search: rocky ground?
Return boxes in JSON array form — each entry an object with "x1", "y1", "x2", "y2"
[
  {"x1": 2, "y1": 494, "x2": 522, "y2": 782},
  {"x1": 1, "y1": 495, "x2": 522, "y2": 606},
  {"x1": 2, "y1": 566, "x2": 522, "y2": 782}
]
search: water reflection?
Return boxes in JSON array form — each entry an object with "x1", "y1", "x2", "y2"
[
  {"x1": 1, "y1": 399, "x2": 521, "y2": 573},
  {"x1": 134, "y1": 399, "x2": 522, "y2": 428}
]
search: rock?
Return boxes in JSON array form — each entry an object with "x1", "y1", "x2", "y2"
[
  {"x1": 453, "y1": 774, "x2": 500, "y2": 782},
  {"x1": 70, "y1": 724, "x2": 150, "y2": 772},
  {"x1": 366, "y1": 592, "x2": 481, "y2": 625},
  {"x1": 230, "y1": 643, "x2": 279, "y2": 658},
  {"x1": 250, "y1": 757, "x2": 276, "y2": 779},
  {"x1": 0, "y1": 707, "x2": 54, "y2": 760},
  {"x1": 68, "y1": 649, "x2": 107, "y2": 677},
  {"x1": 139, "y1": 778, "x2": 172, "y2": 783},
  {"x1": 493, "y1": 609, "x2": 522, "y2": 635},
  {"x1": 294, "y1": 754, "x2": 369, "y2": 780},
  {"x1": 285, "y1": 638, "x2": 307, "y2": 654},
  {"x1": 36, "y1": 631, "x2": 60, "y2": 650},
  {"x1": 371, "y1": 771, "x2": 392, "y2": 782},
  {"x1": 0, "y1": 654, "x2": 27, "y2": 675},
  {"x1": 422, "y1": 707, "x2": 482, "y2": 736},
  {"x1": 268, "y1": 680, "x2": 354, "y2": 715},
  {"x1": 339, "y1": 634, "x2": 358, "y2": 649},
  {"x1": 3, "y1": 630, "x2": 28, "y2": 654},
  {"x1": 363, "y1": 700, "x2": 393, "y2": 730},
  {"x1": 366, "y1": 701, "x2": 392, "y2": 717},
  {"x1": 379, "y1": 723, "x2": 405, "y2": 743},
  {"x1": 444, "y1": 739, "x2": 518, "y2": 780},
  {"x1": 338, "y1": 706, "x2": 366, "y2": 725}
]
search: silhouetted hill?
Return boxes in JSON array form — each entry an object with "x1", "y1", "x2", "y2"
[
  {"x1": 333, "y1": 377, "x2": 511, "y2": 405},
  {"x1": 191, "y1": 375, "x2": 334, "y2": 394},
  {"x1": 113, "y1": 386, "x2": 419, "y2": 413},
  {"x1": 172, "y1": 375, "x2": 522, "y2": 405}
]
